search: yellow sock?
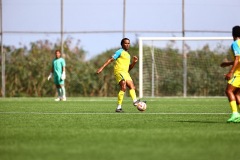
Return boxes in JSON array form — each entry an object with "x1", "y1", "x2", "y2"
[
  {"x1": 230, "y1": 101, "x2": 238, "y2": 113},
  {"x1": 129, "y1": 89, "x2": 137, "y2": 102},
  {"x1": 118, "y1": 90, "x2": 125, "y2": 105}
]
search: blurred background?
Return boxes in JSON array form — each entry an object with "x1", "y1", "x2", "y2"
[{"x1": 0, "y1": 0, "x2": 239, "y2": 97}]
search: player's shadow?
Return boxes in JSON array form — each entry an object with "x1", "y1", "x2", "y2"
[{"x1": 175, "y1": 120, "x2": 224, "y2": 124}]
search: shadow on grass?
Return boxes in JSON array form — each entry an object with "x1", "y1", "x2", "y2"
[{"x1": 175, "y1": 120, "x2": 225, "y2": 124}]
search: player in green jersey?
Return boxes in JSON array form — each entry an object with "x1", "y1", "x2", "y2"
[{"x1": 48, "y1": 50, "x2": 66, "y2": 101}]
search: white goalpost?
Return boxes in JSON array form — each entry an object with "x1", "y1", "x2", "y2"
[{"x1": 138, "y1": 37, "x2": 233, "y2": 98}]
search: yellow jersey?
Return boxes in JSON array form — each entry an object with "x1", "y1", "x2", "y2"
[
  {"x1": 112, "y1": 49, "x2": 131, "y2": 74},
  {"x1": 231, "y1": 39, "x2": 240, "y2": 75}
]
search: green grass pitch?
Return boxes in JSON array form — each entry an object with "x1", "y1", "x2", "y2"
[{"x1": 0, "y1": 97, "x2": 239, "y2": 160}]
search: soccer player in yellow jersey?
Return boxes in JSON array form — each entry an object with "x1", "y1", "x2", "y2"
[
  {"x1": 220, "y1": 26, "x2": 240, "y2": 123},
  {"x1": 97, "y1": 38, "x2": 144, "y2": 112}
]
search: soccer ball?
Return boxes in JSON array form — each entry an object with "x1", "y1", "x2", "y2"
[{"x1": 137, "y1": 102, "x2": 147, "y2": 112}]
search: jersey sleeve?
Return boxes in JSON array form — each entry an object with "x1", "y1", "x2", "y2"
[
  {"x1": 232, "y1": 41, "x2": 240, "y2": 56},
  {"x1": 61, "y1": 58, "x2": 66, "y2": 67},
  {"x1": 112, "y1": 49, "x2": 123, "y2": 60}
]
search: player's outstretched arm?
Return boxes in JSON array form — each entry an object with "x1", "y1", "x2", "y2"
[
  {"x1": 96, "y1": 57, "x2": 114, "y2": 74},
  {"x1": 220, "y1": 61, "x2": 233, "y2": 68},
  {"x1": 129, "y1": 56, "x2": 138, "y2": 71}
]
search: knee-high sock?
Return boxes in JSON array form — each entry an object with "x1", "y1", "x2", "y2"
[
  {"x1": 57, "y1": 88, "x2": 62, "y2": 97},
  {"x1": 118, "y1": 90, "x2": 125, "y2": 105},
  {"x1": 230, "y1": 101, "x2": 238, "y2": 113},
  {"x1": 61, "y1": 86, "x2": 66, "y2": 98},
  {"x1": 129, "y1": 89, "x2": 137, "y2": 102}
]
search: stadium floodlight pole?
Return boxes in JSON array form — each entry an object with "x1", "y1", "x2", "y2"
[
  {"x1": 122, "y1": 0, "x2": 126, "y2": 38},
  {"x1": 0, "y1": 0, "x2": 5, "y2": 97},
  {"x1": 182, "y1": 0, "x2": 187, "y2": 97},
  {"x1": 60, "y1": 0, "x2": 64, "y2": 54}
]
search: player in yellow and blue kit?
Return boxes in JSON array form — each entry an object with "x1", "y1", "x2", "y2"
[
  {"x1": 220, "y1": 26, "x2": 240, "y2": 123},
  {"x1": 48, "y1": 50, "x2": 66, "y2": 101},
  {"x1": 97, "y1": 38, "x2": 144, "y2": 112}
]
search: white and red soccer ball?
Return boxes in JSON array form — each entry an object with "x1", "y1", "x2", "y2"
[{"x1": 136, "y1": 101, "x2": 147, "y2": 112}]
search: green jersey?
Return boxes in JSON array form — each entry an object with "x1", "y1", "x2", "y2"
[{"x1": 52, "y1": 57, "x2": 66, "y2": 84}]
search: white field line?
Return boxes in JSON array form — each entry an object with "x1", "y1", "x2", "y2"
[{"x1": 0, "y1": 112, "x2": 229, "y2": 115}]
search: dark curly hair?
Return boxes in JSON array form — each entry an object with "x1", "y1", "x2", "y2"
[
  {"x1": 120, "y1": 38, "x2": 130, "y2": 46},
  {"x1": 232, "y1": 26, "x2": 240, "y2": 37}
]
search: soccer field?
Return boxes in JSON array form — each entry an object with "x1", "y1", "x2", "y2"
[{"x1": 0, "y1": 97, "x2": 239, "y2": 160}]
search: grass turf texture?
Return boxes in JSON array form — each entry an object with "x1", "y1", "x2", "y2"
[{"x1": 0, "y1": 97, "x2": 239, "y2": 160}]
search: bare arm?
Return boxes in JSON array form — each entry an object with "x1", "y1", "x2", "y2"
[
  {"x1": 96, "y1": 57, "x2": 114, "y2": 74},
  {"x1": 129, "y1": 56, "x2": 138, "y2": 71},
  {"x1": 50, "y1": 67, "x2": 53, "y2": 73},
  {"x1": 220, "y1": 61, "x2": 234, "y2": 68},
  {"x1": 225, "y1": 56, "x2": 240, "y2": 80}
]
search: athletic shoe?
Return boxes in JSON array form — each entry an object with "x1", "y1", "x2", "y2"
[
  {"x1": 115, "y1": 108, "x2": 124, "y2": 113},
  {"x1": 233, "y1": 117, "x2": 240, "y2": 123},
  {"x1": 227, "y1": 113, "x2": 240, "y2": 123},
  {"x1": 62, "y1": 97, "x2": 67, "y2": 101},
  {"x1": 54, "y1": 97, "x2": 61, "y2": 101},
  {"x1": 133, "y1": 99, "x2": 147, "y2": 106}
]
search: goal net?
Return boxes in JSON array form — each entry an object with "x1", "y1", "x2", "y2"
[{"x1": 138, "y1": 37, "x2": 233, "y2": 98}]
